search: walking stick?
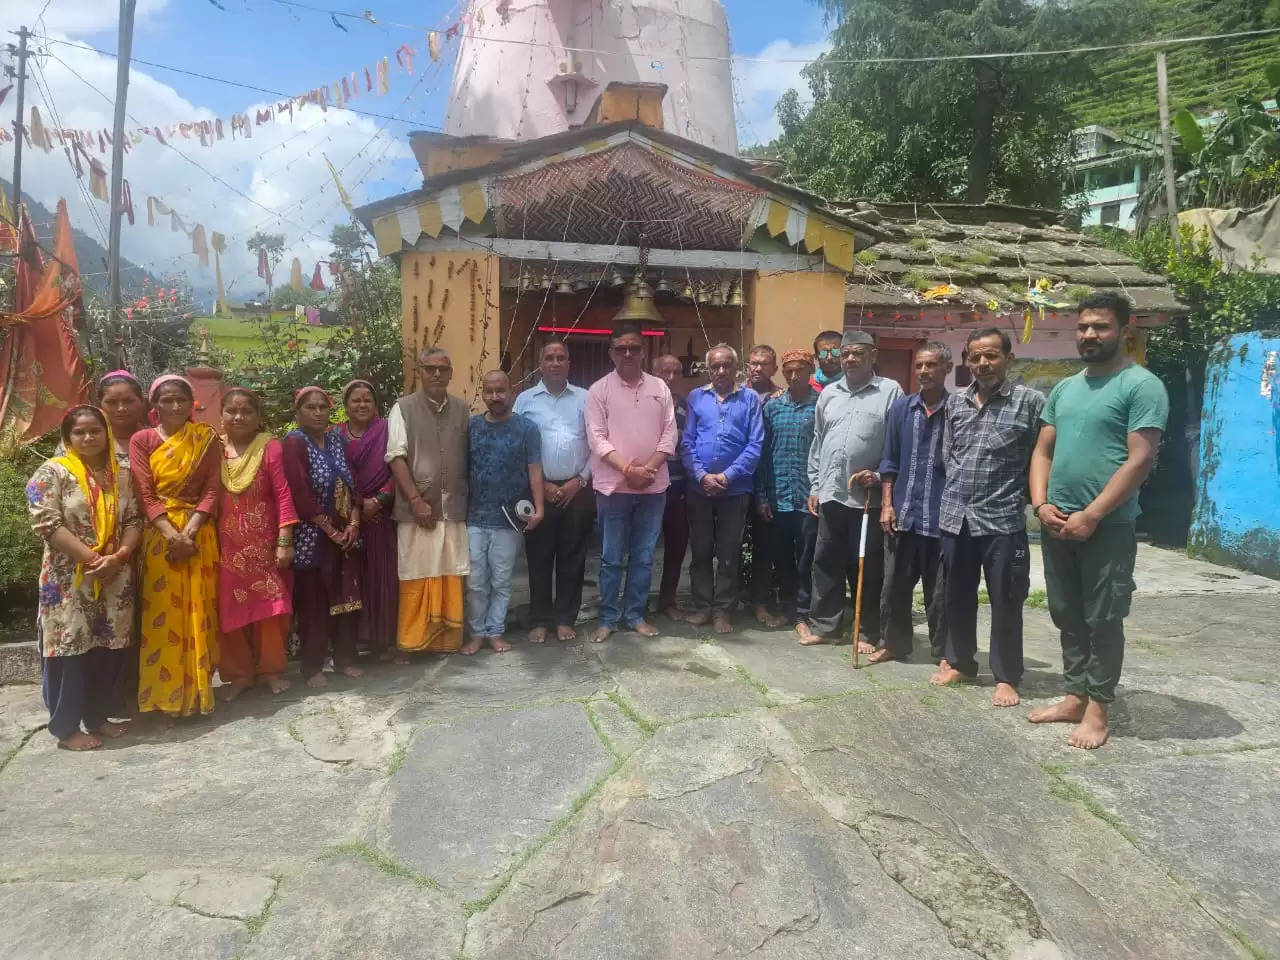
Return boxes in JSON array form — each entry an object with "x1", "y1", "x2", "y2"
[{"x1": 851, "y1": 498, "x2": 871, "y2": 669}]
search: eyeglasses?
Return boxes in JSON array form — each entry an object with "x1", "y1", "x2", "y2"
[
  {"x1": 842, "y1": 348, "x2": 873, "y2": 360},
  {"x1": 612, "y1": 345, "x2": 644, "y2": 356},
  {"x1": 816, "y1": 347, "x2": 840, "y2": 359},
  {"x1": 419, "y1": 364, "x2": 452, "y2": 376}
]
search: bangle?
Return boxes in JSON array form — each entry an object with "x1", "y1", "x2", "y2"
[
  {"x1": 1032, "y1": 503, "x2": 1045, "y2": 514},
  {"x1": 276, "y1": 536, "x2": 292, "y2": 547}
]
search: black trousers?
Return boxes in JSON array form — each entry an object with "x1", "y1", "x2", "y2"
[
  {"x1": 744, "y1": 507, "x2": 774, "y2": 610},
  {"x1": 524, "y1": 493, "x2": 595, "y2": 629},
  {"x1": 658, "y1": 484, "x2": 689, "y2": 610},
  {"x1": 687, "y1": 493, "x2": 751, "y2": 615},
  {"x1": 43, "y1": 646, "x2": 127, "y2": 741},
  {"x1": 808, "y1": 499, "x2": 884, "y2": 640},
  {"x1": 770, "y1": 509, "x2": 817, "y2": 624},
  {"x1": 880, "y1": 530, "x2": 947, "y2": 660},
  {"x1": 941, "y1": 522, "x2": 1030, "y2": 685}
]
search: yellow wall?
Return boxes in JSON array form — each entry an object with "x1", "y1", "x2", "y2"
[
  {"x1": 749, "y1": 270, "x2": 848, "y2": 353},
  {"x1": 400, "y1": 250, "x2": 501, "y2": 410}
]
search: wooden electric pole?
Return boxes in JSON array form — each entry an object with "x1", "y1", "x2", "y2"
[
  {"x1": 6, "y1": 26, "x2": 30, "y2": 212},
  {"x1": 106, "y1": 0, "x2": 138, "y2": 323},
  {"x1": 1156, "y1": 51, "x2": 1180, "y2": 250}
]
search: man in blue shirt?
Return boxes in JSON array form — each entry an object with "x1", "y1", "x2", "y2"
[
  {"x1": 681, "y1": 343, "x2": 764, "y2": 633},
  {"x1": 462, "y1": 371, "x2": 544, "y2": 656},
  {"x1": 874, "y1": 342, "x2": 952, "y2": 664},
  {"x1": 515, "y1": 341, "x2": 593, "y2": 644},
  {"x1": 755, "y1": 349, "x2": 819, "y2": 629}
]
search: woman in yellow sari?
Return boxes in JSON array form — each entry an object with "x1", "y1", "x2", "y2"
[{"x1": 128, "y1": 375, "x2": 222, "y2": 717}]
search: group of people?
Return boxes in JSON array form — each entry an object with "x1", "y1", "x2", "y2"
[{"x1": 26, "y1": 290, "x2": 1165, "y2": 752}]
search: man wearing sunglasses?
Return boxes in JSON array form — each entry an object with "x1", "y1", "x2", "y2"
[
  {"x1": 585, "y1": 325, "x2": 678, "y2": 643},
  {"x1": 809, "y1": 330, "x2": 845, "y2": 393}
]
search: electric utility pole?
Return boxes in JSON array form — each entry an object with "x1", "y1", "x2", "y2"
[
  {"x1": 1156, "y1": 51, "x2": 1180, "y2": 250},
  {"x1": 6, "y1": 26, "x2": 29, "y2": 211},
  {"x1": 107, "y1": 0, "x2": 137, "y2": 323}
]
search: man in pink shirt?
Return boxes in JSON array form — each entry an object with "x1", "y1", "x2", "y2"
[{"x1": 585, "y1": 325, "x2": 677, "y2": 643}]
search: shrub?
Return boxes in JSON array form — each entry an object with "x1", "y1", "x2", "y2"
[{"x1": 0, "y1": 455, "x2": 45, "y2": 608}]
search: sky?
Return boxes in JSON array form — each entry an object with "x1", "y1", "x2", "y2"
[{"x1": 0, "y1": 0, "x2": 831, "y2": 301}]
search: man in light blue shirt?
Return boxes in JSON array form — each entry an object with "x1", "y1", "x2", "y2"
[
  {"x1": 514, "y1": 341, "x2": 593, "y2": 642},
  {"x1": 681, "y1": 343, "x2": 764, "y2": 633}
]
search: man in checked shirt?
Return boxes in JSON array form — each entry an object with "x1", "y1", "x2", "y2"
[{"x1": 932, "y1": 328, "x2": 1045, "y2": 707}]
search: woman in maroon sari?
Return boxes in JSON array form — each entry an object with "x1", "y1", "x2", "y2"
[{"x1": 335, "y1": 380, "x2": 401, "y2": 662}]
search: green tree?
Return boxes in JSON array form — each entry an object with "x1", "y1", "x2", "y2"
[
  {"x1": 775, "y1": 0, "x2": 1133, "y2": 205},
  {"x1": 270, "y1": 285, "x2": 324, "y2": 311},
  {"x1": 329, "y1": 221, "x2": 370, "y2": 266}
]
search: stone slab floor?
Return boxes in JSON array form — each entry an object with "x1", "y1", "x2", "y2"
[{"x1": 1, "y1": 543, "x2": 1278, "y2": 960}]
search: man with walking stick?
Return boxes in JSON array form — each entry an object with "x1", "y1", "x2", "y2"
[{"x1": 796, "y1": 330, "x2": 902, "y2": 648}]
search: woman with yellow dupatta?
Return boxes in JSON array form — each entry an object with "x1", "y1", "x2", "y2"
[
  {"x1": 129, "y1": 375, "x2": 222, "y2": 718},
  {"x1": 217, "y1": 388, "x2": 298, "y2": 701},
  {"x1": 27, "y1": 406, "x2": 142, "y2": 751}
]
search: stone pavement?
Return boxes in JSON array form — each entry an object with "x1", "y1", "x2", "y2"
[{"x1": 1, "y1": 544, "x2": 1278, "y2": 960}]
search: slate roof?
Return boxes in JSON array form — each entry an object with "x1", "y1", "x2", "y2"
[{"x1": 834, "y1": 202, "x2": 1186, "y2": 318}]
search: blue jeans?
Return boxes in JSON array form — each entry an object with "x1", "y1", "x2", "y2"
[
  {"x1": 596, "y1": 491, "x2": 666, "y2": 629},
  {"x1": 467, "y1": 526, "x2": 523, "y2": 636}
]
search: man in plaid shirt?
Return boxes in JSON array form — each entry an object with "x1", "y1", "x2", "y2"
[
  {"x1": 754, "y1": 349, "x2": 820, "y2": 629},
  {"x1": 933, "y1": 328, "x2": 1045, "y2": 707}
]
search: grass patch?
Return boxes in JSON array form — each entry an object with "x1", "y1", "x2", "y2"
[
  {"x1": 855, "y1": 249, "x2": 880, "y2": 266},
  {"x1": 907, "y1": 237, "x2": 931, "y2": 251},
  {"x1": 732, "y1": 663, "x2": 774, "y2": 704},
  {"x1": 386, "y1": 740, "x2": 408, "y2": 776},
  {"x1": 1048, "y1": 778, "x2": 1139, "y2": 845},
  {"x1": 286, "y1": 718, "x2": 303, "y2": 743},
  {"x1": 1064, "y1": 284, "x2": 1093, "y2": 305},
  {"x1": 918, "y1": 693, "x2": 942, "y2": 707},
  {"x1": 462, "y1": 761, "x2": 621, "y2": 917},
  {"x1": 605, "y1": 690, "x2": 655, "y2": 736},
  {"x1": 963, "y1": 250, "x2": 996, "y2": 266},
  {"x1": 243, "y1": 874, "x2": 284, "y2": 939},
  {"x1": 319, "y1": 840, "x2": 442, "y2": 891},
  {"x1": 1026, "y1": 589, "x2": 1048, "y2": 609},
  {"x1": 1176, "y1": 741, "x2": 1280, "y2": 758},
  {"x1": 583, "y1": 703, "x2": 621, "y2": 759},
  {"x1": 902, "y1": 269, "x2": 932, "y2": 292},
  {"x1": 1216, "y1": 918, "x2": 1269, "y2": 960}
]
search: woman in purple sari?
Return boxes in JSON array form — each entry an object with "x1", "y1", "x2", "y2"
[{"x1": 336, "y1": 380, "x2": 402, "y2": 663}]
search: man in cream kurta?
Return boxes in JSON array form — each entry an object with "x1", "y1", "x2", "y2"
[{"x1": 386, "y1": 347, "x2": 471, "y2": 653}]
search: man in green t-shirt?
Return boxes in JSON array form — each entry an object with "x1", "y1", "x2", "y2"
[{"x1": 1028, "y1": 291, "x2": 1169, "y2": 749}]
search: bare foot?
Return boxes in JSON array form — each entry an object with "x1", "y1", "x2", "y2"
[
  {"x1": 89, "y1": 720, "x2": 129, "y2": 739},
  {"x1": 930, "y1": 661, "x2": 973, "y2": 686},
  {"x1": 489, "y1": 635, "x2": 512, "y2": 653},
  {"x1": 712, "y1": 615, "x2": 733, "y2": 635},
  {"x1": 992, "y1": 682, "x2": 1021, "y2": 708},
  {"x1": 1069, "y1": 700, "x2": 1111, "y2": 749},
  {"x1": 341, "y1": 665, "x2": 364, "y2": 679},
  {"x1": 528, "y1": 627, "x2": 548, "y2": 645},
  {"x1": 755, "y1": 605, "x2": 786, "y2": 628},
  {"x1": 684, "y1": 611, "x2": 710, "y2": 627},
  {"x1": 393, "y1": 652, "x2": 410, "y2": 665},
  {"x1": 591, "y1": 626, "x2": 613, "y2": 644},
  {"x1": 57, "y1": 730, "x2": 102, "y2": 751},
  {"x1": 218, "y1": 681, "x2": 250, "y2": 703},
  {"x1": 460, "y1": 635, "x2": 485, "y2": 656},
  {"x1": 1028, "y1": 694, "x2": 1087, "y2": 725},
  {"x1": 662, "y1": 605, "x2": 684, "y2": 622},
  {"x1": 306, "y1": 673, "x2": 328, "y2": 689},
  {"x1": 632, "y1": 621, "x2": 660, "y2": 638},
  {"x1": 556, "y1": 625, "x2": 577, "y2": 642},
  {"x1": 267, "y1": 676, "x2": 292, "y2": 695},
  {"x1": 866, "y1": 647, "x2": 901, "y2": 665},
  {"x1": 856, "y1": 639, "x2": 877, "y2": 655},
  {"x1": 796, "y1": 622, "x2": 827, "y2": 646},
  {"x1": 378, "y1": 648, "x2": 398, "y2": 662}
]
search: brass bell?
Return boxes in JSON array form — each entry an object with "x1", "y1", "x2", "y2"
[
  {"x1": 613, "y1": 277, "x2": 664, "y2": 325},
  {"x1": 655, "y1": 274, "x2": 672, "y2": 297},
  {"x1": 573, "y1": 277, "x2": 592, "y2": 293},
  {"x1": 608, "y1": 266, "x2": 627, "y2": 289},
  {"x1": 710, "y1": 282, "x2": 725, "y2": 307},
  {"x1": 695, "y1": 282, "x2": 711, "y2": 305},
  {"x1": 678, "y1": 280, "x2": 695, "y2": 302},
  {"x1": 541, "y1": 267, "x2": 554, "y2": 290},
  {"x1": 727, "y1": 279, "x2": 745, "y2": 307},
  {"x1": 519, "y1": 269, "x2": 534, "y2": 292},
  {"x1": 555, "y1": 279, "x2": 575, "y2": 295}
]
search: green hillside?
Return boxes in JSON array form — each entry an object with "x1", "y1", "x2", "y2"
[
  {"x1": 1072, "y1": 0, "x2": 1280, "y2": 129},
  {"x1": 190, "y1": 313, "x2": 339, "y2": 363}
]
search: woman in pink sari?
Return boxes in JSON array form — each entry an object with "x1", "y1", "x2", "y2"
[
  {"x1": 336, "y1": 380, "x2": 401, "y2": 662},
  {"x1": 217, "y1": 388, "x2": 298, "y2": 700}
]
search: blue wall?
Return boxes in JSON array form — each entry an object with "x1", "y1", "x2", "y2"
[{"x1": 1190, "y1": 331, "x2": 1280, "y2": 577}]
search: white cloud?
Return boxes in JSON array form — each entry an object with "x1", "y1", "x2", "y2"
[
  {"x1": 732, "y1": 38, "x2": 831, "y2": 148},
  {"x1": 0, "y1": 11, "x2": 416, "y2": 302}
]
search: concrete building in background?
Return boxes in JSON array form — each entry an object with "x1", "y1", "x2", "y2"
[
  {"x1": 445, "y1": 0, "x2": 738, "y2": 155},
  {"x1": 1068, "y1": 125, "x2": 1155, "y2": 230}
]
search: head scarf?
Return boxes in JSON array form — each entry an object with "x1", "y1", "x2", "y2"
[
  {"x1": 98, "y1": 369, "x2": 142, "y2": 391},
  {"x1": 341, "y1": 379, "x2": 377, "y2": 406},
  {"x1": 147, "y1": 374, "x2": 196, "y2": 427},
  {"x1": 780, "y1": 349, "x2": 815, "y2": 368},
  {"x1": 52, "y1": 406, "x2": 120, "y2": 598},
  {"x1": 293, "y1": 385, "x2": 332, "y2": 410}
]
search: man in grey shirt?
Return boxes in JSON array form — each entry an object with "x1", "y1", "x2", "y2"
[{"x1": 797, "y1": 330, "x2": 903, "y2": 646}]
